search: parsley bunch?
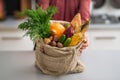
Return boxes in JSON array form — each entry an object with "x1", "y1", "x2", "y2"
[{"x1": 18, "y1": 6, "x2": 57, "y2": 41}]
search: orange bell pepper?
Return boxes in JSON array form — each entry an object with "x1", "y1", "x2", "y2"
[{"x1": 50, "y1": 22, "x2": 65, "y2": 39}]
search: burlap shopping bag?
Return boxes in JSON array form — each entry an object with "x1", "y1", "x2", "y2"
[{"x1": 35, "y1": 39, "x2": 84, "y2": 75}]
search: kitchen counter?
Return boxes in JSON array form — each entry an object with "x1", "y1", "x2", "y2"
[{"x1": 0, "y1": 50, "x2": 120, "y2": 80}]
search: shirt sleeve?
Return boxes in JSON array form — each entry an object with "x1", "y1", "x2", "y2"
[
  {"x1": 79, "y1": 0, "x2": 90, "y2": 23},
  {"x1": 37, "y1": 0, "x2": 50, "y2": 9}
]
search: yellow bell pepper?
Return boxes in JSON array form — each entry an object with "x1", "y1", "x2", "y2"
[{"x1": 69, "y1": 32, "x2": 83, "y2": 46}]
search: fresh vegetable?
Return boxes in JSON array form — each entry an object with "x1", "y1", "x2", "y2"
[
  {"x1": 57, "y1": 42, "x2": 63, "y2": 48},
  {"x1": 58, "y1": 34, "x2": 66, "y2": 43},
  {"x1": 80, "y1": 20, "x2": 91, "y2": 34},
  {"x1": 43, "y1": 38, "x2": 51, "y2": 44},
  {"x1": 69, "y1": 32, "x2": 83, "y2": 46},
  {"x1": 52, "y1": 35, "x2": 58, "y2": 41},
  {"x1": 18, "y1": 6, "x2": 57, "y2": 42},
  {"x1": 63, "y1": 38, "x2": 72, "y2": 47},
  {"x1": 64, "y1": 25, "x2": 74, "y2": 38},
  {"x1": 62, "y1": 23, "x2": 70, "y2": 28},
  {"x1": 49, "y1": 36, "x2": 53, "y2": 41},
  {"x1": 50, "y1": 22, "x2": 65, "y2": 39},
  {"x1": 49, "y1": 41, "x2": 57, "y2": 47},
  {"x1": 71, "y1": 13, "x2": 81, "y2": 33}
]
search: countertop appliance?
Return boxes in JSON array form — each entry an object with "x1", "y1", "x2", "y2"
[{"x1": 91, "y1": 0, "x2": 120, "y2": 24}]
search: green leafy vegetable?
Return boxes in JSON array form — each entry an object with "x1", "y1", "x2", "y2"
[{"x1": 18, "y1": 6, "x2": 57, "y2": 42}]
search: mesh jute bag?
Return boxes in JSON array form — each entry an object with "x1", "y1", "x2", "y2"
[{"x1": 35, "y1": 39, "x2": 85, "y2": 75}]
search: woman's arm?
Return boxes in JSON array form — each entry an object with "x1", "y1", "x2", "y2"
[
  {"x1": 78, "y1": 0, "x2": 90, "y2": 53},
  {"x1": 79, "y1": 0, "x2": 90, "y2": 23},
  {"x1": 37, "y1": 0, "x2": 50, "y2": 9}
]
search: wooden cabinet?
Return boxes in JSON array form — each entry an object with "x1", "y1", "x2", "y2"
[
  {"x1": 14, "y1": 0, "x2": 32, "y2": 19},
  {"x1": 20, "y1": 0, "x2": 31, "y2": 11},
  {"x1": 0, "y1": 0, "x2": 5, "y2": 20},
  {"x1": 0, "y1": 0, "x2": 32, "y2": 19}
]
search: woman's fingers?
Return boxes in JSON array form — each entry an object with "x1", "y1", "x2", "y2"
[
  {"x1": 79, "y1": 33, "x2": 89, "y2": 53},
  {"x1": 79, "y1": 42, "x2": 88, "y2": 53}
]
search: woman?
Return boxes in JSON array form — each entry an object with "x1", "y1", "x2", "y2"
[{"x1": 37, "y1": 0, "x2": 90, "y2": 53}]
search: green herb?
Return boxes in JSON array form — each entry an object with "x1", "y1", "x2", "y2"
[{"x1": 18, "y1": 6, "x2": 57, "y2": 42}]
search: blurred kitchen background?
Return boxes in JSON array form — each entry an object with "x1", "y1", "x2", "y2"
[{"x1": 0, "y1": 0, "x2": 120, "y2": 51}]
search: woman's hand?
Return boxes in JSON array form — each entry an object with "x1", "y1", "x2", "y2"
[{"x1": 79, "y1": 33, "x2": 89, "y2": 53}]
